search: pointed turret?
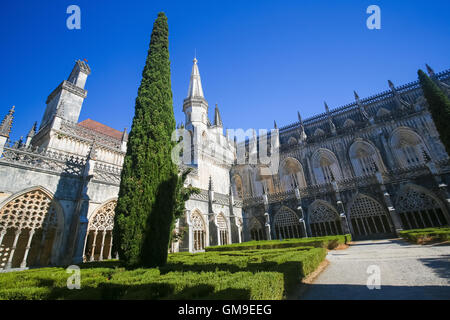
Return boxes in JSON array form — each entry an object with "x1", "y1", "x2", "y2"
[
  {"x1": 426, "y1": 64, "x2": 435, "y2": 77},
  {"x1": 187, "y1": 58, "x2": 204, "y2": 99},
  {"x1": 25, "y1": 121, "x2": 38, "y2": 147},
  {"x1": 297, "y1": 111, "x2": 307, "y2": 142},
  {"x1": 214, "y1": 104, "x2": 223, "y2": 127},
  {"x1": 297, "y1": 111, "x2": 303, "y2": 125},
  {"x1": 274, "y1": 120, "x2": 278, "y2": 129},
  {"x1": 388, "y1": 80, "x2": 395, "y2": 90},
  {"x1": 324, "y1": 102, "x2": 336, "y2": 135},
  {"x1": 0, "y1": 106, "x2": 15, "y2": 138},
  {"x1": 388, "y1": 80, "x2": 410, "y2": 110},
  {"x1": 354, "y1": 90, "x2": 370, "y2": 121}
]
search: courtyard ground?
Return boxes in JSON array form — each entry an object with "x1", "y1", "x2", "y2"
[{"x1": 295, "y1": 239, "x2": 450, "y2": 300}]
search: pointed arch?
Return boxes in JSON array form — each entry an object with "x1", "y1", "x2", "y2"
[
  {"x1": 308, "y1": 200, "x2": 343, "y2": 236},
  {"x1": 84, "y1": 199, "x2": 117, "y2": 262},
  {"x1": 311, "y1": 148, "x2": 342, "y2": 184},
  {"x1": 389, "y1": 127, "x2": 431, "y2": 168},
  {"x1": 191, "y1": 210, "x2": 206, "y2": 251},
  {"x1": 273, "y1": 206, "x2": 303, "y2": 239},
  {"x1": 216, "y1": 213, "x2": 229, "y2": 245},
  {"x1": 395, "y1": 184, "x2": 449, "y2": 229},
  {"x1": 249, "y1": 216, "x2": 266, "y2": 241},
  {"x1": 349, "y1": 139, "x2": 386, "y2": 176},
  {"x1": 348, "y1": 193, "x2": 392, "y2": 237},
  {"x1": 231, "y1": 174, "x2": 244, "y2": 199},
  {"x1": 0, "y1": 186, "x2": 64, "y2": 269},
  {"x1": 279, "y1": 157, "x2": 307, "y2": 190}
]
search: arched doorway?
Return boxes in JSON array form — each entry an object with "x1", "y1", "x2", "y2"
[
  {"x1": 84, "y1": 200, "x2": 116, "y2": 262},
  {"x1": 191, "y1": 211, "x2": 206, "y2": 251},
  {"x1": 308, "y1": 200, "x2": 343, "y2": 236},
  {"x1": 273, "y1": 207, "x2": 303, "y2": 240},
  {"x1": 217, "y1": 213, "x2": 229, "y2": 245},
  {"x1": 396, "y1": 185, "x2": 448, "y2": 229},
  {"x1": 249, "y1": 217, "x2": 266, "y2": 241},
  {"x1": 0, "y1": 188, "x2": 64, "y2": 269},
  {"x1": 349, "y1": 194, "x2": 392, "y2": 238}
]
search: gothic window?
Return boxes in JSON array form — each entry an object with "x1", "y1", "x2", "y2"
[
  {"x1": 389, "y1": 127, "x2": 430, "y2": 168},
  {"x1": 217, "y1": 213, "x2": 228, "y2": 245},
  {"x1": 349, "y1": 140, "x2": 385, "y2": 176},
  {"x1": 273, "y1": 207, "x2": 303, "y2": 240},
  {"x1": 191, "y1": 211, "x2": 206, "y2": 251},
  {"x1": 311, "y1": 148, "x2": 342, "y2": 184},
  {"x1": 395, "y1": 185, "x2": 448, "y2": 229},
  {"x1": 280, "y1": 157, "x2": 307, "y2": 191},
  {"x1": 308, "y1": 200, "x2": 343, "y2": 237},
  {"x1": 349, "y1": 194, "x2": 392, "y2": 237},
  {"x1": 0, "y1": 189, "x2": 63, "y2": 270},
  {"x1": 249, "y1": 217, "x2": 265, "y2": 241},
  {"x1": 84, "y1": 200, "x2": 116, "y2": 262}
]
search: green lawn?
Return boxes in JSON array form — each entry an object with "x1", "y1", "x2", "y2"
[
  {"x1": 0, "y1": 236, "x2": 348, "y2": 300},
  {"x1": 399, "y1": 227, "x2": 450, "y2": 244}
]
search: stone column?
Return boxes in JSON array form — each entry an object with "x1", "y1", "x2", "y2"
[
  {"x1": 294, "y1": 188, "x2": 308, "y2": 238},
  {"x1": 98, "y1": 231, "x2": 106, "y2": 261},
  {"x1": 20, "y1": 229, "x2": 35, "y2": 268},
  {"x1": 89, "y1": 230, "x2": 98, "y2": 262},
  {"x1": 107, "y1": 231, "x2": 113, "y2": 260},
  {"x1": 263, "y1": 194, "x2": 272, "y2": 240},
  {"x1": 185, "y1": 210, "x2": 193, "y2": 253},
  {"x1": 376, "y1": 172, "x2": 402, "y2": 234},
  {"x1": 6, "y1": 229, "x2": 21, "y2": 269}
]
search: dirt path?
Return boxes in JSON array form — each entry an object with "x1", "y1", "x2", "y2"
[{"x1": 296, "y1": 239, "x2": 450, "y2": 300}]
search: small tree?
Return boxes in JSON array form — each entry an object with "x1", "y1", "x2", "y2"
[{"x1": 418, "y1": 69, "x2": 450, "y2": 155}]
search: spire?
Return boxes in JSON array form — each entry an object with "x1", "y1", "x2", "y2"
[
  {"x1": 297, "y1": 111, "x2": 303, "y2": 125},
  {"x1": 426, "y1": 64, "x2": 435, "y2": 77},
  {"x1": 186, "y1": 57, "x2": 204, "y2": 99},
  {"x1": 121, "y1": 128, "x2": 128, "y2": 142},
  {"x1": 354, "y1": 90, "x2": 360, "y2": 101},
  {"x1": 354, "y1": 91, "x2": 370, "y2": 121},
  {"x1": 208, "y1": 175, "x2": 213, "y2": 191},
  {"x1": 27, "y1": 121, "x2": 37, "y2": 138},
  {"x1": 274, "y1": 120, "x2": 278, "y2": 129},
  {"x1": 324, "y1": 101, "x2": 336, "y2": 135},
  {"x1": 214, "y1": 104, "x2": 223, "y2": 127},
  {"x1": 324, "y1": 101, "x2": 330, "y2": 114},
  {"x1": 388, "y1": 80, "x2": 395, "y2": 91},
  {"x1": 0, "y1": 106, "x2": 15, "y2": 138}
]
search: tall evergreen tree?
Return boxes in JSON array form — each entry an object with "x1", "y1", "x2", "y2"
[
  {"x1": 418, "y1": 69, "x2": 450, "y2": 155},
  {"x1": 113, "y1": 12, "x2": 178, "y2": 267}
]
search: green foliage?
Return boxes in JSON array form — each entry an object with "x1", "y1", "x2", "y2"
[
  {"x1": 113, "y1": 12, "x2": 179, "y2": 268},
  {"x1": 0, "y1": 246, "x2": 328, "y2": 300},
  {"x1": 418, "y1": 69, "x2": 450, "y2": 155},
  {"x1": 399, "y1": 227, "x2": 450, "y2": 244},
  {"x1": 205, "y1": 234, "x2": 351, "y2": 252}
]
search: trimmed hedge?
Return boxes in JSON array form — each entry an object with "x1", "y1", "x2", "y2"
[
  {"x1": 205, "y1": 234, "x2": 351, "y2": 252},
  {"x1": 399, "y1": 227, "x2": 450, "y2": 244},
  {"x1": 0, "y1": 246, "x2": 327, "y2": 300}
]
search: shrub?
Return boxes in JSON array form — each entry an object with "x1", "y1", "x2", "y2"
[
  {"x1": 399, "y1": 227, "x2": 450, "y2": 244},
  {"x1": 205, "y1": 234, "x2": 351, "y2": 252}
]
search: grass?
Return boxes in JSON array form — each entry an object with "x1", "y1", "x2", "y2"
[
  {"x1": 399, "y1": 227, "x2": 450, "y2": 244},
  {"x1": 0, "y1": 236, "x2": 344, "y2": 300},
  {"x1": 205, "y1": 234, "x2": 351, "y2": 252}
]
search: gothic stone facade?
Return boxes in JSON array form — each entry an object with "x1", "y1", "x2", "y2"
[{"x1": 0, "y1": 59, "x2": 449, "y2": 271}]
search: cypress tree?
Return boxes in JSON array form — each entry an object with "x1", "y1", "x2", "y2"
[
  {"x1": 113, "y1": 12, "x2": 178, "y2": 267},
  {"x1": 418, "y1": 69, "x2": 450, "y2": 155}
]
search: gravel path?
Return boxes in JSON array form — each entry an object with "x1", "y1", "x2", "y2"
[{"x1": 300, "y1": 239, "x2": 450, "y2": 300}]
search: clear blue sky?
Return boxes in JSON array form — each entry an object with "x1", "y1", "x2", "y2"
[{"x1": 1, "y1": 0, "x2": 449, "y2": 142}]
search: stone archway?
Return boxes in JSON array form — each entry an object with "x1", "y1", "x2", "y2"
[
  {"x1": 308, "y1": 200, "x2": 343, "y2": 236},
  {"x1": 0, "y1": 188, "x2": 64, "y2": 269},
  {"x1": 348, "y1": 194, "x2": 392, "y2": 238},
  {"x1": 273, "y1": 206, "x2": 303, "y2": 240},
  {"x1": 249, "y1": 216, "x2": 265, "y2": 241},
  {"x1": 217, "y1": 213, "x2": 229, "y2": 245},
  {"x1": 191, "y1": 210, "x2": 206, "y2": 251},
  {"x1": 395, "y1": 184, "x2": 449, "y2": 229},
  {"x1": 83, "y1": 200, "x2": 116, "y2": 262}
]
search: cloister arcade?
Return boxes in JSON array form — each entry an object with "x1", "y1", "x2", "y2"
[
  {"x1": 217, "y1": 213, "x2": 229, "y2": 245},
  {"x1": 0, "y1": 188, "x2": 64, "y2": 270},
  {"x1": 273, "y1": 206, "x2": 303, "y2": 240},
  {"x1": 191, "y1": 210, "x2": 206, "y2": 251},
  {"x1": 83, "y1": 200, "x2": 116, "y2": 262},
  {"x1": 308, "y1": 200, "x2": 343, "y2": 237}
]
